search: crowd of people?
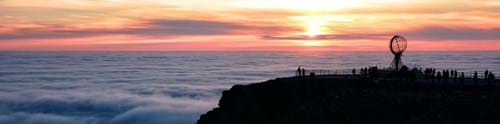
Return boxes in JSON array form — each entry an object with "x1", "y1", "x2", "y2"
[
  {"x1": 473, "y1": 69, "x2": 496, "y2": 82},
  {"x1": 298, "y1": 66, "x2": 497, "y2": 83},
  {"x1": 358, "y1": 66, "x2": 379, "y2": 77},
  {"x1": 423, "y1": 68, "x2": 466, "y2": 83},
  {"x1": 406, "y1": 68, "x2": 496, "y2": 83},
  {"x1": 296, "y1": 66, "x2": 306, "y2": 77}
]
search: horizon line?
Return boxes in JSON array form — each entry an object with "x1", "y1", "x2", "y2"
[{"x1": 1, "y1": 50, "x2": 499, "y2": 52}]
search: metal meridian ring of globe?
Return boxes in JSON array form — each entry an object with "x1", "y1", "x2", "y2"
[{"x1": 390, "y1": 35, "x2": 407, "y2": 55}]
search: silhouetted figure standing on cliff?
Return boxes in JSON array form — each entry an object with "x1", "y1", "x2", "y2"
[
  {"x1": 430, "y1": 72, "x2": 435, "y2": 83},
  {"x1": 452, "y1": 70, "x2": 456, "y2": 80},
  {"x1": 485, "y1": 70, "x2": 489, "y2": 79},
  {"x1": 460, "y1": 72, "x2": 465, "y2": 83},
  {"x1": 450, "y1": 70, "x2": 455, "y2": 79},
  {"x1": 492, "y1": 73, "x2": 496, "y2": 80},
  {"x1": 411, "y1": 67, "x2": 418, "y2": 81},
  {"x1": 454, "y1": 70, "x2": 458, "y2": 80},
  {"x1": 352, "y1": 68, "x2": 356, "y2": 76},
  {"x1": 474, "y1": 71, "x2": 478, "y2": 84},
  {"x1": 363, "y1": 68, "x2": 368, "y2": 77},
  {"x1": 423, "y1": 69, "x2": 429, "y2": 79},
  {"x1": 310, "y1": 72, "x2": 315, "y2": 78},
  {"x1": 429, "y1": 69, "x2": 433, "y2": 79},
  {"x1": 456, "y1": 70, "x2": 458, "y2": 78},
  {"x1": 297, "y1": 66, "x2": 302, "y2": 77},
  {"x1": 430, "y1": 69, "x2": 435, "y2": 83},
  {"x1": 443, "y1": 70, "x2": 450, "y2": 83},
  {"x1": 301, "y1": 68, "x2": 306, "y2": 77},
  {"x1": 488, "y1": 72, "x2": 495, "y2": 81},
  {"x1": 368, "y1": 67, "x2": 378, "y2": 78},
  {"x1": 437, "y1": 72, "x2": 442, "y2": 83},
  {"x1": 425, "y1": 68, "x2": 434, "y2": 80}
]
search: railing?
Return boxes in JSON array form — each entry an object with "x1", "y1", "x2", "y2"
[
  {"x1": 295, "y1": 68, "x2": 499, "y2": 79},
  {"x1": 294, "y1": 69, "x2": 362, "y2": 80},
  {"x1": 304, "y1": 69, "x2": 353, "y2": 76}
]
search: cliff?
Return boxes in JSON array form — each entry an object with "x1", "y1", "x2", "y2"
[{"x1": 197, "y1": 77, "x2": 500, "y2": 124}]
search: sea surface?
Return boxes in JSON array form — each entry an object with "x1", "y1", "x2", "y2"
[{"x1": 0, "y1": 51, "x2": 499, "y2": 124}]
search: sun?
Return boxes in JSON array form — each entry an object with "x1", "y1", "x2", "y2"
[
  {"x1": 305, "y1": 22, "x2": 322, "y2": 37},
  {"x1": 305, "y1": 18, "x2": 326, "y2": 37},
  {"x1": 296, "y1": 16, "x2": 333, "y2": 37}
]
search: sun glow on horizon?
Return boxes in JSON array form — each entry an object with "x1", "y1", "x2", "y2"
[
  {"x1": 295, "y1": 40, "x2": 331, "y2": 47},
  {"x1": 302, "y1": 41, "x2": 322, "y2": 46}
]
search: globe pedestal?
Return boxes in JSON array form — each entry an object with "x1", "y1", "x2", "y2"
[{"x1": 390, "y1": 53, "x2": 403, "y2": 70}]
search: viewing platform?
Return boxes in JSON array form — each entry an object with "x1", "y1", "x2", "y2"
[{"x1": 293, "y1": 68, "x2": 499, "y2": 86}]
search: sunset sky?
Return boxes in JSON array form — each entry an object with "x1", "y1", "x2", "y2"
[{"x1": 1, "y1": 0, "x2": 500, "y2": 51}]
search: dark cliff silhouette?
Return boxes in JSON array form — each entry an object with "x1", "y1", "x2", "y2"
[{"x1": 198, "y1": 76, "x2": 500, "y2": 124}]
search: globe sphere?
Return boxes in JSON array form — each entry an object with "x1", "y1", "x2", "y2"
[{"x1": 390, "y1": 35, "x2": 407, "y2": 54}]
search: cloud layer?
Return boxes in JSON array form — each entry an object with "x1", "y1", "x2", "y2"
[
  {"x1": 0, "y1": 52, "x2": 295, "y2": 124},
  {"x1": 0, "y1": 82, "x2": 223, "y2": 124},
  {"x1": 0, "y1": 19, "x2": 254, "y2": 40},
  {"x1": 0, "y1": 81, "x2": 230, "y2": 124},
  {"x1": 0, "y1": 51, "x2": 499, "y2": 123}
]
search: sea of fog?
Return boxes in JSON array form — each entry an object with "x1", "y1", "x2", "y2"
[{"x1": 0, "y1": 51, "x2": 499, "y2": 124}]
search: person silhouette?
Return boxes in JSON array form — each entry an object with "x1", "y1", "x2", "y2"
[
  {"x1": 297, "y1": 66, "x2": 302, "y2": 77},
  {"x1": 485, "y1": 69, "x2": 489, "y2": 79},
  {"x1": 487, "y1": 72, "x2": 494, "y2": 85},
  {"x1": 453, "y1": 70, "x2": 457, "y2": 79},
  {"x1": 352, "y1": 68, "x2": 356, "y2": 76},
  {"x1": 443, "y1": 70, "x2": 448, "y2": 83},
  {"x1": 430, "y1": 69, "x2": 435, "y2": 83},
  {"x1": 426, "y1": 68, "x2": 432, "y2": 80},
  {"x1": 452, "y1": 70, "x2": 455, "y2": 78},
  {"x1": 437, "y1": 72, "x2": 442, "y2": 83},
  {"x1": 460, "y1": 72, "x2": 465, "y2": 83},
  {"x1": 489, "y1": 72, "x2": 494, "y2": 80},
  {"x1": 454, "y1": 70, "x2": 458, "y2": 80},
  {"x1": 301, "y1": 68, "x2": 306, "y2": 77},
  {"x1": 474, "y1": 71, "x2": 478, "y2": 84},
  {"x1": 363, "y1": 68, "x2": 368, "y2": 76},
  {"x1": 430, "y1": 68, "x2": 434, "y2": 77}
]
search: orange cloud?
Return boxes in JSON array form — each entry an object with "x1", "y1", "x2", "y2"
[{"x1": 1, "y1": 0, "x2": 500, "y2": 51}]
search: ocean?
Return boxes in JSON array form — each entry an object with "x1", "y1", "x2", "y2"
[{"x1": 0, "y1": 51, "x2": 499, "y2": 124}]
